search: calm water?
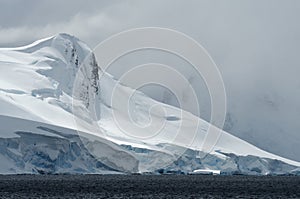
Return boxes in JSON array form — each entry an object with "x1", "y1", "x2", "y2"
[{"x1": 0, "y1": 175, "x2": 300, "y2": 198}]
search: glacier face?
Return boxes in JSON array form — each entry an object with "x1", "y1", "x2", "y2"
[
  {"x1": 0, "y1": 116, "x2": 298, "y2": 175},
  {"x1": 0, "y1": 115, "x2": 298, "y2": 175},
  {"x1": 0, "y1": 116, "x2": 138, "y2": 174},
  {"x1": 0, "y1": 33, "x2": 299, "y2": 175}
]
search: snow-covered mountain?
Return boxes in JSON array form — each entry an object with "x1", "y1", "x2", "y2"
[{"x1": 0, "y1": 33, "x2": 299, "y2": 175}]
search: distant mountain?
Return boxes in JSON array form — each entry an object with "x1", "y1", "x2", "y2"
[{"x1": 0, "y1": 33, "x2": 299, "y2": 175}]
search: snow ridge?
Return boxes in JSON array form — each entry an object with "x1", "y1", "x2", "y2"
[{"x1": 0, "y1": 33, "x2": 299, "y2": 175}]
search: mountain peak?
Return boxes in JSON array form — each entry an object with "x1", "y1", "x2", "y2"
[
  {"x1": 0, "y1": 33, "x2": 99, "y2": 104},
  {"x1": 4, "y1": 33, "x2": 91, "y2": 57},
  {"x1": 54, "y1": 33, "x2": 76, "y2": 40},
  {"x1": 0, "y1": 35, "x2": 299, "y2": 175}
]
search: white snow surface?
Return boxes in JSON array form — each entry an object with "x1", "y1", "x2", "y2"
[{"x1": 0, "y1": 33, "x2": 299, "y2": 174}]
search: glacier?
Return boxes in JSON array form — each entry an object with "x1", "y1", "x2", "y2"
[{"x1": 0, "y1": 33, "x2": 299, "y2": 175}]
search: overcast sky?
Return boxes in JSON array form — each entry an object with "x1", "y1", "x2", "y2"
[{"x1": 1, "y1": 0, "x2": 300, "y2": 161}]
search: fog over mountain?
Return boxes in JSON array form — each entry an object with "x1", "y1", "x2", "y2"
[
  {"x1": 0, "y1": 0, "x2": 300, "y2": 161},
  {"x1": 0, "y1": 33, "x2": 299, "y2": 175}
]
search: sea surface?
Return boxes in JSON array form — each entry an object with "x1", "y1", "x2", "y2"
[{"x1": 0, "y1": 174, "x2": 299, "y2": 198}]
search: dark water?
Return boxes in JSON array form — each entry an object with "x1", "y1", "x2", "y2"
[{"x1": 0, "y1": 175, "x2": 300, "y2": 198}]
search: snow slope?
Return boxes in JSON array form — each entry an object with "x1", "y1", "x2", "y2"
[{"x1": 0, "y1": 33, "x2": 299, "y2": 175}]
